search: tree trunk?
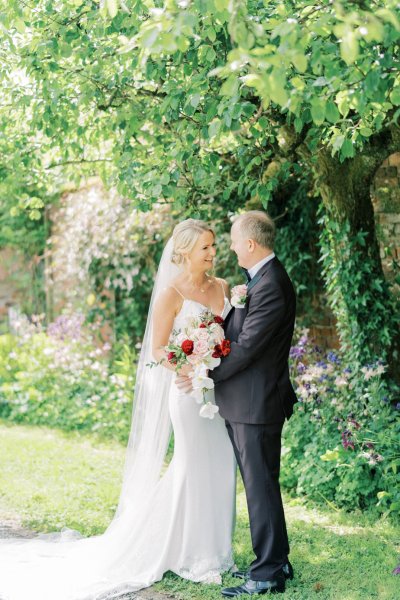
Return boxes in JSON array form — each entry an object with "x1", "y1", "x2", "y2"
[{"x1": 314, "y1": 128, "x2": 400, "y2": 385}]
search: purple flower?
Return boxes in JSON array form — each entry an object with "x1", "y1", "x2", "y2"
[
  {"x1": 290, "y1": 346, "x2": 306, "y2": 359},
  {"x1": 392, "y1": 565, "x2": 400, "y2": 575},
  {"x1": 327, "y1": 351, "x2": 340, "y2": 364},
  {"x1": 47, "y1": 313, "x2": 85, "y2": 341},
  {"x1": 396, "y1": 403, "x2": 400, "y2": 411},
  {"x1": 342, "y1": 430, "x2": 355, "y2": 450}
]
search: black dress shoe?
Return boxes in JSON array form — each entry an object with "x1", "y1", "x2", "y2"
[
  {"x1": 222, "y1": 575, "x2": 285, "y2": 596},
  {"x1": 232, "y1": 561, "x2": 294, "y2": 581}
]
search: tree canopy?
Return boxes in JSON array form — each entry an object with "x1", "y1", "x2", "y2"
[{"x1": 1, "y1": 0, "x2": 397, "y2": 209}]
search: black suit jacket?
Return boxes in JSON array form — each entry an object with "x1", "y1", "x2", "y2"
[{"x1": 211, "y1": 257, "x2": 298, "y2": 424}]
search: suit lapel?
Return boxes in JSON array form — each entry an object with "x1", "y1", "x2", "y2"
[
  {"x1": 247, "y1": 272, "x2": 262, "y2": 292},
  {"x1": 247, "y1": 256, "x2": 276, "y2": 293}
]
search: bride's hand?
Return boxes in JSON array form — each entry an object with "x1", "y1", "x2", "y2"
[
  {"x1": 178, "y1": 363, "x2": 193, "y2": 377},
  {"x1": 176, "y1": 374, "x2": 193, "y2": 393}
]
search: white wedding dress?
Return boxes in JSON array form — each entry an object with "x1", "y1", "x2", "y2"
[{"x1": 0, "y1": 296, "x2": 236, "y2": 600}]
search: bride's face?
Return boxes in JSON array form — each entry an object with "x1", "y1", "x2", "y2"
[{"x1": 186, "y1": 230, "x2": 216, "y2": 272}]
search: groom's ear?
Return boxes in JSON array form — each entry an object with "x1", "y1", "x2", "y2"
[{"x1": 248, "y1": 239, "x2": 256, "y2": 252}]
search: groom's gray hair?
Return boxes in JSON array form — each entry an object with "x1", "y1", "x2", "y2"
[{"x1": 233, "y1": 211, "x2": 276, "y2": 249}]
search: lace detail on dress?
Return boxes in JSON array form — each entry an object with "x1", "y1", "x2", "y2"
[{"x1": 175, "y1": 552, "x2": 234, "y2": 585}]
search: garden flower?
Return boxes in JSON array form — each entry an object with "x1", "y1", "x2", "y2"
[
  {"x1": 392, "y1": 565, "x2": 400, "y2": 575},
  {"x1": 289, "y1": 345, "x2": 306, "y2": 359},
  {"x1": 341, "y1": 430, "x2": 355, "y2": 450}
]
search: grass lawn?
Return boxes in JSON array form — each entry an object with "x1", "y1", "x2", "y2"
[{"x1": 0, "y1": 420, "x2": 398, "y2": 599}]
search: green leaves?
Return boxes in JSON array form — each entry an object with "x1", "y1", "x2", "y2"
[
  {"x1": 214, "y1": 0, "x2": 230, "y2": 11},
  {"x1": 100, "y1": 0, "x2": 119, "y2": 19},
  {"x1": 325, "y1": 101, "x2": 340, "y2": 124},
  {"x1": 310, "y1": 97, "x2": 326, "y2": 126},
  {"x1": 389, "y1": 87, "x2": 400, "y2": 106},
  {"x1": 340, "y1": 25, "x2": 359, "y2": 65},
  {"x1": 1, "y1": 0, "x2": 399, "y2": 222}
]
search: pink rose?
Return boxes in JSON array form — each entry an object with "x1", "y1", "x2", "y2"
[
  {"x1": 193, "y1": 328, "x2": 209, "y2": 342},
  {"x1": 193, "y1": 339, "x2": 209, "y2": 357}
]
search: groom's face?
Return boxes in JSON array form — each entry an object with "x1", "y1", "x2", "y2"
[{"x1": 230, "y1": 222, "x2": 252, "y2": 268}]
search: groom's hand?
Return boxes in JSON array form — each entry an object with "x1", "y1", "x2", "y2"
[{"x1": 176, "y1": 375, "x2": 193, "y2": 393}]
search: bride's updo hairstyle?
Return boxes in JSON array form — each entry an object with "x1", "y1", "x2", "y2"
[{"x1": 171, "y1": 219, "x2": 214, "y2": 267}]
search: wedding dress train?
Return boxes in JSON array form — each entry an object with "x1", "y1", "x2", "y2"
[{"x1": 0, "y1": 297, "x2": 236, "y2": 600}]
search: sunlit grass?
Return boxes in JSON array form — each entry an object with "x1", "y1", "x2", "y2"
[{"x1": 0, "y1": 420, "x2": 398, "y2": 600}]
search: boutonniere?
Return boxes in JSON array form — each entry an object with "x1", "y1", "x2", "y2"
[{"x1": 231, "y1": 284, "x2": 248, "y2": 308}]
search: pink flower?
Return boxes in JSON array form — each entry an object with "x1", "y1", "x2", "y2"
[
  {"x1": 193, "y1": 339, "x2": 209, "y2": 357},
  {"x1": 231, "y1": 284, "x2": 247, "y2": 308},
  {"x1": 193, "y1": 328, "x2": 209, "y2": 342},
  {"x1": 209, "y1": 323, "x2": 224, "y2": 344}
]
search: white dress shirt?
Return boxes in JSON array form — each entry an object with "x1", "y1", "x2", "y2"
[{"x1": 248, "y1": 252, "x2": 275, "y2": 280}]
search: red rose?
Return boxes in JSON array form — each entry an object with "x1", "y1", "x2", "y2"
[
  {"x1": 199, "y1": 323, "x2": 207, "y2": 329},
  {"x1": 213, "y1": 344, "x2": 223, "y2": 358},
  {"x1": 220, "y1": 339, "x2": 231, "y2": 357},
  {"x1": 181, "y1": 339, "x2": 194, "y2": 355},
  {"x1": 168, "y1": 351, "x2": 177, "y2": 364},
  {"x1": 214, "y1": 316, "x2": 224, "y2": 325}
]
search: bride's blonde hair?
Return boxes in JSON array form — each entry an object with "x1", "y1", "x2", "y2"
[{"x1": 171, "y1": 219, "x2": 214, "y2": 266}]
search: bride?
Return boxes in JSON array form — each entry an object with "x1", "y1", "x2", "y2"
[{"x1": 0, "y1": 219, "x2": 237, "y2": 600}]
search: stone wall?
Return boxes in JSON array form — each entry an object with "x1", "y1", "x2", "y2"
[
  {"x1": 372, "y1": 152, "x2": 400, "y2": 288},
  {"x1": 0, "y1": 249, "x2": 28, "y2": 329}
]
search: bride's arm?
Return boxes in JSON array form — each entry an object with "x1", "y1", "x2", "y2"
[{"x1": 152, "y1": 287, "x2": 192, "y2": 375}]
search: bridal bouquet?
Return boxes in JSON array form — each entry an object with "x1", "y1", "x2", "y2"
[{"x1": 166, "y1": 311, "x2": 231, "y2": 419}]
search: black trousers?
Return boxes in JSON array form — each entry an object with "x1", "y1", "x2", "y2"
[{"x1": 225, "y1": 420, "x2": 289, "y2": 580}]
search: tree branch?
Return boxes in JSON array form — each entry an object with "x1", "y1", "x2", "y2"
[{"x1": 45, "y1": 158, "x2": 112, "y2": 170}]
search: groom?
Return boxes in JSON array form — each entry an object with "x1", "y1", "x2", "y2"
[
  {"x1": 209, "y1": 211, "x2": 297, "y2": 597},
  {"x1": 209, "y1": 211, "x2": 297, "y2": 596},
  {"x1": 177, "y1": 210, "x2": 297, "y2": 595}
]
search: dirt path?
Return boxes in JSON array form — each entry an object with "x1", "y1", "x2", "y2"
[{"x1": 0, "y1": 520, "x2": 174, "y2": 600}]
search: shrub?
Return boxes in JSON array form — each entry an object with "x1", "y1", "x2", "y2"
[
  {"x1": 282, "y1": 329, "x2": 400, "y2": 517},
  {"x1": 0, "y1": 313, "x2": 136, "y2": 442}
]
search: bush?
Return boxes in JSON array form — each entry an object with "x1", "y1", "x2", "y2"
[
  {"x1": 282, "y1": 329, "x2": 400, "y2": 517},
  {"x1": 0, "y1": 313, "x2": 136, "y2": 442}
]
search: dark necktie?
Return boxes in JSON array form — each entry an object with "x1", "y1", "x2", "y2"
[{"x1": 242, "y1": 267, "x2": 251, "y2": 283}]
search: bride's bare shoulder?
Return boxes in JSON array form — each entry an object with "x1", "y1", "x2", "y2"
[
  {"x1": 213, "y1": 276, "x2": 230, "y2": 296},
  {"x1": 154, "y1": 282, "x2": 184, "y2": 315}
]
